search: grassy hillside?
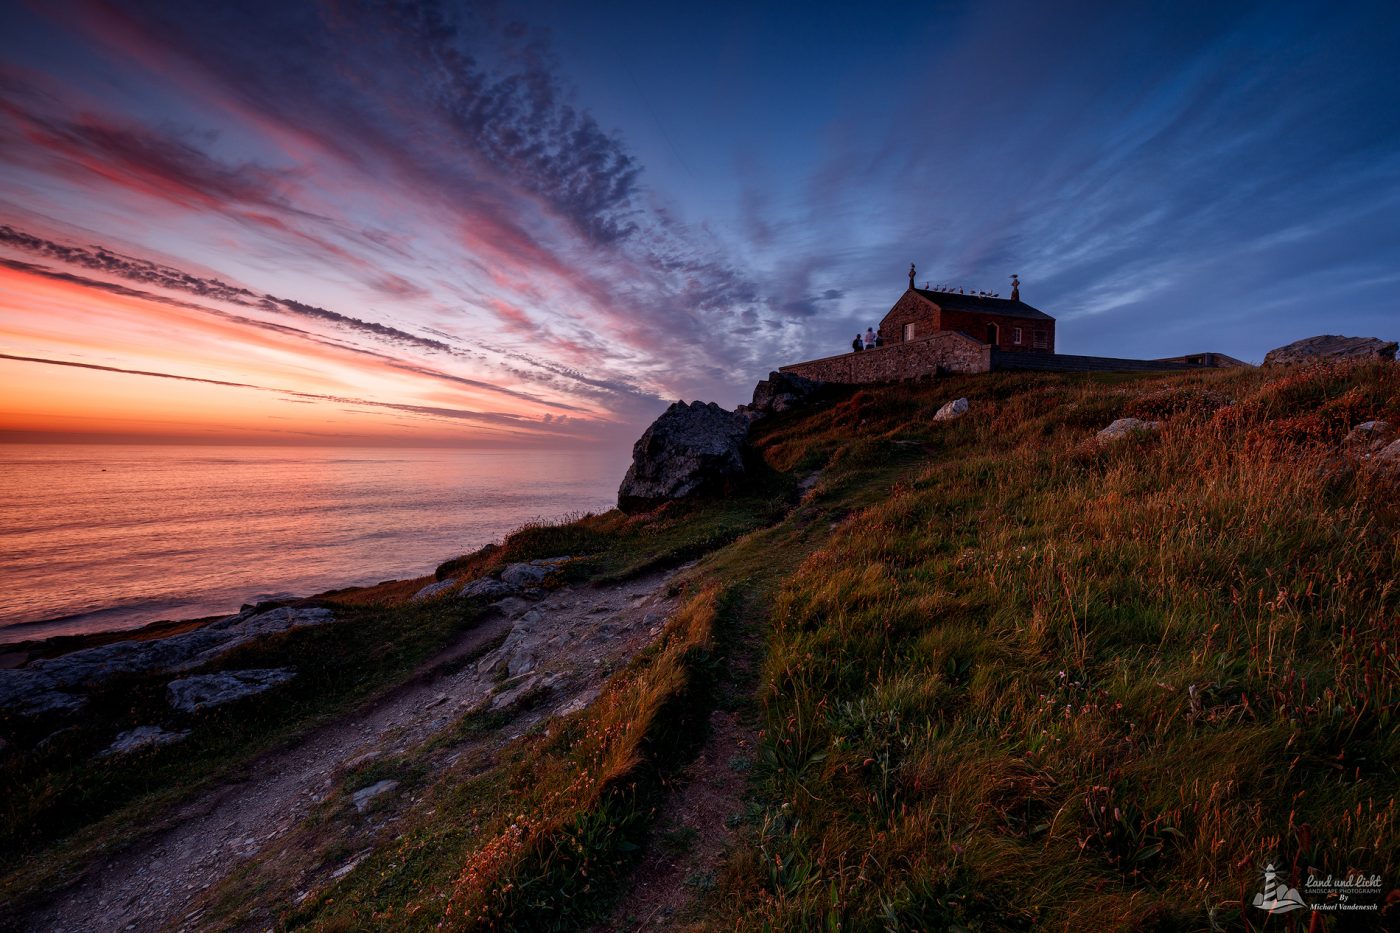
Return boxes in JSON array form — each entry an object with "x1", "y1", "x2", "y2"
[
  {"x1": 286, "y1": 359, "x2": 1396, "y2": 931},
  {"x1": 5, "y1": 360, "x2": 1396, "y2": 931},
  {"x1": 709, "y1": 361, "x2": 1399, "y2": 930}
]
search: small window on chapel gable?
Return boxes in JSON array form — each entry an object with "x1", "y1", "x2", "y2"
[
  {"x1": 903, "y1": 323, "x2": 916, "y2": 341},
  {"x1": 1012, "y1": 327, "x2": 1022, "y2": 345},
  {"x1": 1033, "y1": 330, "x2": 1048, "y2": 349}
]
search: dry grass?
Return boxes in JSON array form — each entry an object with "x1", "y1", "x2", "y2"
[
  {"x1": 277, "y1": 362, "x2": 1399, "y2": 931},
  {"x1": 705, "y1": 360, "x2": 1399, "y2": 930}
]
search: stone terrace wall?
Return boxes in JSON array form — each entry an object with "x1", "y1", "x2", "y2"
[
  {"x1": 780, "y1": 331, "x2": 990, "y2": 383},
  {"x1": 989, "y1": 350, "x2": 1198, "y2": 373}
]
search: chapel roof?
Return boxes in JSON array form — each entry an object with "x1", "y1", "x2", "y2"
[{"x1": 911, "y1": 287, "x2": 1054, "y2": 321}]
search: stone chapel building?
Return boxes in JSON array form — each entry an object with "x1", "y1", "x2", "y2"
[
  {"x1": 879, "y1": 267, "x2": 1055, "y2": 353},
  {"x1": 778, "y1": 264, "x2": 1239, "y2": 383}
]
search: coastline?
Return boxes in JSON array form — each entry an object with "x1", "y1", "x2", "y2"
[
  {"x1": 0, "y1": 443, "x2": 627, "y2": 649},
  {"x1": 0, "y1": 565, "x2": 429, "y2": 669}
]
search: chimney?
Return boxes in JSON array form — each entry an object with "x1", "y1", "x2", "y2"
[{"x1": 1010, "y1": 273, "x2": 1021, "y2": 302}]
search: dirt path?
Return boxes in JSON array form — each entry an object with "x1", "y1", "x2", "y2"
[
  {"x1": 23, "y1": 569, "x2": 682, "y2": 933},
  {"x1": 599, "y1": 582, "x2": 768, "y2": 933},
  {"x1": 604, "y1": 708, "x2": 756, "y2": 931}
]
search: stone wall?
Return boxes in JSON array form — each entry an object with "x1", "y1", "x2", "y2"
[
  {"x1": 989, "y1": 350, "x2": 1196, "y2": 373},
  {"x1": 779, "y1": 331, "x2": 990, "y2": 383}
]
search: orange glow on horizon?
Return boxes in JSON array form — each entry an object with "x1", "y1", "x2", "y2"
[{"x1": 0, "y1": 262, "x2": 610, "y2": 446}]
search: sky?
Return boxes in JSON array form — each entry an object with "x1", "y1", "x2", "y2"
[{"x1": 1, "y1": 0, "x2": 1397, "y2": 447}]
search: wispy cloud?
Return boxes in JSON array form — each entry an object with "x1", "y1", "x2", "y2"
[{"x1": 1, "y1": 0, "x2": 1396, "y2": 447}]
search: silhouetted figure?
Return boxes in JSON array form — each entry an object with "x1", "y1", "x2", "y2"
[
  {"x1": 852, "y1": 334, "x2": 863, "y2": 352},
  {"x1": 864, "y1": 327, "x2": 877, "y2": 349}
]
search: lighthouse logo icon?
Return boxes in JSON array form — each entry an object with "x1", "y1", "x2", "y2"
[{"x1": 1252, "y1": 863, "x2": 1309, "y2": 914}]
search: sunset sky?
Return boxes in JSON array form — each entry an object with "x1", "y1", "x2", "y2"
[{"x1": 2, "y1": 0, "x2": 1398, "y2": 446}]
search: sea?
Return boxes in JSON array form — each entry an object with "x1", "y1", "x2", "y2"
[{"x1": 0, "y1": 445, "x2": 629, "y2": 647}]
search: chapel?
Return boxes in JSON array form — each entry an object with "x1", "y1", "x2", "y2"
[{"x1": 879, "y1": 266, "x2": 1054, "y2": 353}]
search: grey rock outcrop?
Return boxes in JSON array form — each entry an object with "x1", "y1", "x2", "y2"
[
  {"x1": 1263, "y1": 335, "x2": 1397, "y2": 367},
  {"x1": 167, "y1": 668, "x2": 296, "y2": 713},
  {"x1": 500, "y1": 557, "x2": 570, "y2": 588},
  {"x1": 1342, "y1": 421, "x2": 1396, "y2": 461},
  {"x1": 1372, "y1": 439, "x2": 1400, "y2": 476},
  {"x1": 412, "y1": 578, "x2": 458, "y2": 601},
  {"x1": 742, "y1": 371, "x2": 825, "y2": 420},
  {"x1": 459, "y1": 578, "x2": 520, "y2": 601},
  {"x1": 618, "y1": 401, "x2": 751, "y2": 513},
  {"x1": 102, "y1": 725, "x2": 190, "y2": 757},
  {"x1": 0, "y1": 674, "x2": 87, "y2": 716},
  {"x1": 1097, "y1": 418, "x2": 1162, "y2": 442},
  {"x1": 0, "y1": 605, "x2": 332, "y2": 717},
  {"x1": 933, "y1": 397, "x2": 969, "y2": 421}
]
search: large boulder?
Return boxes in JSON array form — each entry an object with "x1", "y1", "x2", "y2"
[
  {"x1": 933, "y1": 398, "x2": 969, "y2": 422},
  {"x1": 743, "y1": 371, "x2": 825, "y2": 420},
  {"x1": 1263, "y1": 335, "x2": 1397, "y2": 367},
  {"x1": 617, "y1": 401, "x2": 751, "y2": 513}
]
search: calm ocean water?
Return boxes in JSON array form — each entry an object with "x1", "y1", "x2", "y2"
[{"x1": 0, "y1": 445, "x2": 629, "y2": 646}]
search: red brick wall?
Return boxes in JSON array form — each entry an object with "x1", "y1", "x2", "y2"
[
  {"x1": 937, "y1": 309, "x2": 1054, "y2": 354},
  {"x1": 877, "y1": 290, "x2": 936, "y2": 345},
  {"x1": 779, "y1": 331, "x2": 990, "y2": 383}
]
